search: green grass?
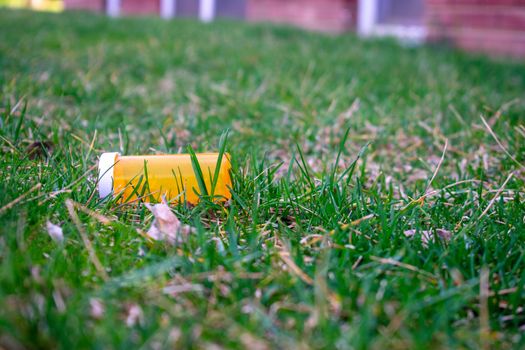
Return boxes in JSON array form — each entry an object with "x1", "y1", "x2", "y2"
[{"x1": 1, "y1": 8, "x2": 525, "y2": 349}]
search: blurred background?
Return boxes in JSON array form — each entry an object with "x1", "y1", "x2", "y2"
[{"x1": 1, "y1": 0, "x2": 524, "y2": 57}]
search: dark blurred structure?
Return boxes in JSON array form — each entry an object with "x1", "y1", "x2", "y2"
[{"x1": 63, "y1": 0, "x2": 525, "y2": 58}]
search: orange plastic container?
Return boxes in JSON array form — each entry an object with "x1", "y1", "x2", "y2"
[{"x1": 98, "y1": 152, "x2": 231, "y2": 204}]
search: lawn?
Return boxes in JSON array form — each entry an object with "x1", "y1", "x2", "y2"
[{"x1": 1, "y1": 8, "x2": 524, "y2": 349}]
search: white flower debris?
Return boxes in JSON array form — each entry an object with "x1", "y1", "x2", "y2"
[
  {"x1": 403, "y1": 229, "x2": 452, "y2": 247},
  {"x1": 89, "y1": 298, "x2": 105, "y2": 319},
  {"x1": 46, "y1": 221, "x2": 64, "y2": 243},
  {"x1": 125, "y1": 304, "x2": 143, "y2": 327},
  {"x1": 144, "y1": 199, "x2": 194, "y2": 244}
]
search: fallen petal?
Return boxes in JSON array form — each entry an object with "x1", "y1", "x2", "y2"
[
  {"x1": 46, "y1": 221, "x2": 64, "y2": 243},
  {"x1": 125, "y1": 304, "x2": 143, "y2": 327},
  {"x1": 144, "y1": 202, "x2": 180, "y2": 244},
  {"x1": 436, "y1": 229, "x2": 452, "y2": 241},
  {"x1": 89, "y1": 298, "x2": 105, "y2": 319},
  {"x1": 403, "y1": 228, "x2": 452, "y2": 247}
]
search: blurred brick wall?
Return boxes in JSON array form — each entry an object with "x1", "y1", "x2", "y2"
[
  {"x1": 247, "y1": 0, "x2": 358, "y2": 33},
  {"x1": 121, "y1": 0, "x2": 160, "y2": 15},
  {"x1": 62, "y1": 0, "x2": 525, "y2": 57},
  {"x1": 63, "y1": 0, "x2": 104, "y2": 11},
  {"x1": 426, "y1": 0, "x2": 525, "y2": 57}
]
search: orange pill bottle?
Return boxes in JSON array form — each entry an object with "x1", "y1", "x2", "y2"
[{"x1": 98, "y1": 152, "x2": 231, "y2": 204}]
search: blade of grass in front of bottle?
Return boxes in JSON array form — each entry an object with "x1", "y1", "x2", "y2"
[
  {"x1": 210, "y1": 130, "x2": 229, "y2": 198},
  {"x1": 188, "y1": 145, "x2": 209, "y2": 197}
]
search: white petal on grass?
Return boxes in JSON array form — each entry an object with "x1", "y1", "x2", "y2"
[
  {"x1": 435, "y1": 229, "x2": 452, "y2": 241},
  {"x1": 89, "y1": 298, "x2": 105, "y2": 319},
  {"x1": 403, "y1": 229, "x2": 452, "y2": 247},
  {"x1": 144, "y1": 202, "x2": 181, "y2": 244},
  {"x1": 125, "y1": 304, "x2": 143, "y2": 327},
  {"x1": 163, "y1": 283, "x2": 204, "y2": 296},
  {"x1": 144, "y1": 199, "x2": 194, "y2": 244},
  {"x1": 46, "y1": 221, "x2": 64, "y2": 243}
]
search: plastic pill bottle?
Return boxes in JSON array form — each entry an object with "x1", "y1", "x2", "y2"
[{"x1": 98, "y1": 152, "x2": 231, "y2": 204}]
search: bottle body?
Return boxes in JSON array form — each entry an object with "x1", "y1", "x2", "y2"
[{"x1": 98, "y1": 153, "x2": 231, "y2": 204}]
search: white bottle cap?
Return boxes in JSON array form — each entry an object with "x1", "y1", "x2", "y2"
[{"x1": 98, "y1": 152, "x2": 120, "y2": 199}]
